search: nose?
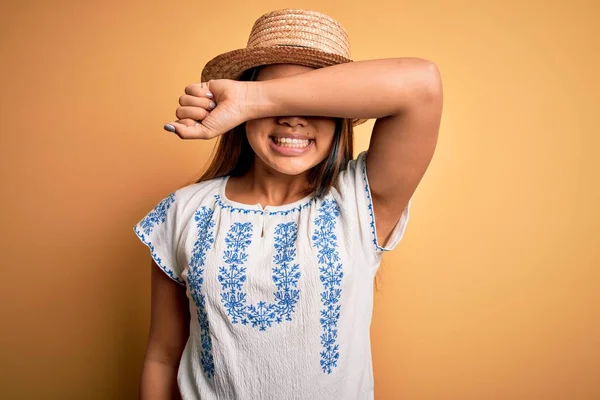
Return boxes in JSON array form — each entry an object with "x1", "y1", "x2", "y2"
[{"x1": 277, "y1": 116, "x2": 308, "y2": 127}]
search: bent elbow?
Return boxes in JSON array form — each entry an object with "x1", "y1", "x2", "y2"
[{"x1": 419, "y1": 61, "x2": 443, "y2": 103}]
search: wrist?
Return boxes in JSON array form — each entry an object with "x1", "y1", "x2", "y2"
[{"x1": 243, "y1": 80, "x2": 273, "y2": 121}]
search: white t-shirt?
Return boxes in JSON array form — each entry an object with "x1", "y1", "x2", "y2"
[{"x1": 133, "y1": 150, "x2": 411, "y2": 400}]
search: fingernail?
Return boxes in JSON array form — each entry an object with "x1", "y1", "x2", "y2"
[
  {"x1": 206, "y1": 91, "x2": 213, "y2": 98},
  {"x1": 208, "y1": 101, "x2": 216, "y2": 109},
  {"x1": 164, "y1": 124, "x2": 176, "y2": 133}
]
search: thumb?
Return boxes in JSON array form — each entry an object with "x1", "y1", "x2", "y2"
[{"x1": 164, "y1": 113, "x2": 223, "y2": 140}]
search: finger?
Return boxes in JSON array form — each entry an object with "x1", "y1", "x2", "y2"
[
  {"x1": 175, "y1": 106, "x2": 209, "y2": 122},
  {"x1": 184, "y1": 82, "x2": 214, "y2": 98},
  {"x1": 164, "y1": 120, "x2": 217, "y2": 140},
  {"x1": 174, "y1": 118, "x2": 198, "y2": 127},
  {"x1": 164, "y1": 118, "x2": 195, "y2": 132},
  {"x1": 179, "y1": 94, "x2": 216, "y2": 110}
]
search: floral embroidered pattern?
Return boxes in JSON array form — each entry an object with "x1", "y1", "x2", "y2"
[
  {"x1": 312, "y1": 199, "x2": 344, "y2": 374},
  {"x1": 218, "y1": 222, "x2": 252, "y2": 324},
  {"x1": 247, "y1": 301, "x2": 277, "y2": 330},
  {"x1": 188, "y1": 206, "x2": 217, "y2": 379},
  {"x1": 269, "y1": 222, "x2": 301, "y2": 322},
  {"x1": 218, "y1": 221, "x2": 301, "y2": 331},
  {"x1": 134, "y1": 192, "x2": 184, "y2": 285},
  {"x1": 138, "y1": 193, "x2": 175, "y2": 235}
]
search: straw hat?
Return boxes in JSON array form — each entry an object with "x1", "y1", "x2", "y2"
[{"x1": 201, "y1": 8, "x2": 367, "y2": 126}]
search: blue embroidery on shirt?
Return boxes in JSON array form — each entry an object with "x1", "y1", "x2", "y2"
[
  {"x1": 360, "y1": 155, "x2": 386, "y2": 251},
  {"x1": 133, "y1": 232, "x2": 184, "y2": 284},
  {"x1": 247, "y1": 301, "x2": 277, "y2": 330},
  {"x1": 134, "y1": 192, "x2": 184, "y2": 285},
  {"x1": 213, "y1": 194, "x2": 316, "y2": 216},
  {"x1": 270, "y1": 222, "x2": 301, "y2": 322},
  {"x1": 312, "y1": 199, "x2": 344, "y2": 374},
  {"x1": 214, "y1": 195, "x2": 264, "y2": 215},
  {"x1": 188, "y1": 206, "x2": 217, "y2": 379},
  {"x1": 138, "y1": 193, "x2": 176, "y2": 235},
  {"x1": 247, "y1": 222, "x2": 301, "y2": 330},
  {"x1": 218, "y1": 221, "x2": 301, "y2": 331},
  {"x1": 268, "y1": 199, "x2": 316, "y2": 216},
  {"x1": 219, "y1": 222, "x2": 252, "y2": 324}
]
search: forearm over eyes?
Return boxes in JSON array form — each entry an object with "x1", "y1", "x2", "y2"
[{"x1": 247, "y1": 57, "x2": 441, "y2": 121}]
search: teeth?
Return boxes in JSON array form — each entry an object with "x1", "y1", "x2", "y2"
[{"x1": 273, "y1": 136, "x2": 311, "y2": 148}]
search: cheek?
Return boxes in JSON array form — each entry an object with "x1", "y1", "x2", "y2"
[
  {"x1": 315, "y1": 122, "x2": 337, "y2": 148},
  {"x1": 244, "y1": 119, "x2": 271, "y2": 145}
]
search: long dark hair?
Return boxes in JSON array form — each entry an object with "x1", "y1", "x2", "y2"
[{"x1": 192, "y1": 65, "x2": 354, "y2": 199}]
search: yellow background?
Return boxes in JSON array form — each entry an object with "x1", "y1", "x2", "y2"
[{"x1": 1, "y1": 0, "x2": 598, "y2": 398}]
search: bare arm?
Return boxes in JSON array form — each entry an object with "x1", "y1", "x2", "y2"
[
  {"x1": 248, "y1": 58, "x2": 443, "y2": 246},
  {"x1": 167, "y1": 58, "x2": 442, "y2": 245},
  {"x1": 139, "y1": 260, "x2": 190, "y2": 400}
]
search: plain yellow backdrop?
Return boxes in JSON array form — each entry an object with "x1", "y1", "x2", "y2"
[{"x1": 1, "y1": 0, "x2": 598, "y2": 399}]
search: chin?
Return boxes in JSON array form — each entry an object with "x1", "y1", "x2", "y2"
[
  {"x1": 249, "y1": 140, "x2": 328, "y2": 176},
  {"x1": 266, "y1": 158, "x2": 315, "y2": 176}
]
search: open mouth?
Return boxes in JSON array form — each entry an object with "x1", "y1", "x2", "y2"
[{"x1": 269, "y1": 136, "x2": 314, "y2": 149}]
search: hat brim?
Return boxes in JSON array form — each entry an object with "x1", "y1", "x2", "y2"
[{"x1": 201, "y1": 46, "x2": 368, "y2": 127}]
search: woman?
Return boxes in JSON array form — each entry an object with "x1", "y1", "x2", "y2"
[{"x1": 134, "y1": 8, "x2": 442, "y2": 400}]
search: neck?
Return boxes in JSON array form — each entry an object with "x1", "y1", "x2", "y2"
[{"x1": 233, "y1": 161, "x2": 313, "y2": 207}]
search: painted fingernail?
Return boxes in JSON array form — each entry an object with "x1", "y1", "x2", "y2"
[
  {"x1": 164, "y1": 124, "x2": 176, "y2": 132},
  {"x1": 208, "y1": 101, "x2": 216, "y2": 109},
  {"x1": 206, "y1": 91, "x2": 213, "y2": 98}
]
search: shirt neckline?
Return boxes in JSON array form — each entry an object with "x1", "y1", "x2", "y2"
[{"x1": 219, "y1": 175, "x2": 317, "y2": 213}]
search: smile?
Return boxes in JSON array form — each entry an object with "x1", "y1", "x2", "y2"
[
  {"x1": 269, "y1": 136, "x2": 315, "y2": 155},
  {"x1": 270, "y1": 136, "x2": 313, "y2": 148}
]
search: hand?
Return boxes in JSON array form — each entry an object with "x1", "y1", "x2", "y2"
[{"x1": 164, "y1": 79, "x2": 250, "y2": 140}]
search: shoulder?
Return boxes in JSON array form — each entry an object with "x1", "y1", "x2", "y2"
[
  {"x1": 332, "y1": 151, "x2": 367, "y2": 194},
  {"x1": 340, "y1": 151, "x2": 367, "y2": 178},
  {"x1": 171, "y1": 176, "x2": 225, "y2": 210}
]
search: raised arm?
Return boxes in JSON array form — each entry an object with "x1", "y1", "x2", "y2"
[
  {"x1": 166, "y1": 58, "x2": 441, "y2": 246},
  {"x1": 248, "y1": 58, "x2": 443, "y2": 246}
]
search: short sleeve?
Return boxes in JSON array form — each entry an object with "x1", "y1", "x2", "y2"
[
  {"x1": 337, "y1": 150, "x2": 411, "y2": 256},
  {"x1": 133, "y1": 191, "x2": 186, "y2": 285}
]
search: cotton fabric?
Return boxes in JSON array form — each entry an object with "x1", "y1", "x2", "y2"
[{"x1": 133, "y1": 150, "x2": 411, "y2": 400}]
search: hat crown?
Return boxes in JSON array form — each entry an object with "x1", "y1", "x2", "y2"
[
  {"x1": 200, "y1": 8, "x2": 368, "y2": 125},
  {"x1": 246, "y1": 9, "x2": 351, "y2": 59}
]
